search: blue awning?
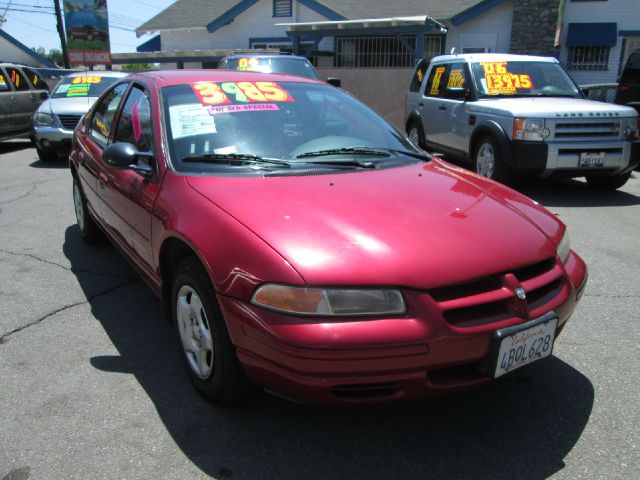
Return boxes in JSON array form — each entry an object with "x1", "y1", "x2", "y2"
[
  {"x1": 567, "y1": 23, "x2": 617, "y2": 47},
  {"x1": 137, "y1": 35, "x2": 161, "y2": 53}
]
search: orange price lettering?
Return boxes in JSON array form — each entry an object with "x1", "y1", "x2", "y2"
[
  {"x1": 73, "y1": 76, "x2": 101, "y2": 84},
  {"x1": 429, "y1": 66, "x2": 446, "y2": 95},
  {"x1": 255, "y1": 82, "x2": 291, "y2": 101},
  {"x1": 192, "y1": 82, "x2": 230, "y2": 105}
]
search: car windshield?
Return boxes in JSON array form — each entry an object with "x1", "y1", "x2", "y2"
[
  {"x1": 222, "y1": 57, "x2": 320, "y2": 79},
  {"x1": 52, "y1": 75, "x2": 120, "y2": 98},
  {"x1": 163, "y1": 81, "x2": 419, "y2": 175},
  {"x1": 471, "y1": 61, "x2": 581, "y2": 98}
]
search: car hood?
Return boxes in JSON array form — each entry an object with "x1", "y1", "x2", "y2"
[
  {"x1": 470, "y1": 97, "x2": 638, "y2": 118},
  {"x1": 38, "y1": 96, "x2": 99, "y2": 115},
  {"x1": 186, "y1": 160, "x2": 562, "y2": 288}
]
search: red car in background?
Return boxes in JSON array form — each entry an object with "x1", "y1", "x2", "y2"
[{"x1": 69, "y1": 70, "x2": 587, "y2": 405}]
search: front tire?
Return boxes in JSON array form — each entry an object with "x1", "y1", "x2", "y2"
[
  {"x1": 473, "y1": 135, "x2": 513, "y2": 184},
  {"x1": 73, "y1": 176, "x2": 101, "y2": 242},
  {"x1": 37, "y1": 148, "x2": 57, "y2": 162},
  {"x1": 172, "y1": 257, "x2": 252, "y2": 405},
  {"x1": 586, "y1": 172, "x2": 631, "y2": 190}
]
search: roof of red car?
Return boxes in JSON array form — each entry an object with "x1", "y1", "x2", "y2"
[{"x1": 132, "y1": 69, "x2": 322, "y2": 87}]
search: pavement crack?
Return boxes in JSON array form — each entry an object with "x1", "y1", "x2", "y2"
[
  {"x1": 0, "y1": 278, "x2": 140, "y2": 344},
  {"x1": 584, "y1": 293, "x2": 639, "y2": 299},
  {"x1": 0, "y1": 248, "x2": 136, "y2": 281},
  {"x1": 0, "y1": 185, "x2": 36, "y2": 205},
  {"x1": 0, "y1": 177, "x2": 66, "y2": 192}
]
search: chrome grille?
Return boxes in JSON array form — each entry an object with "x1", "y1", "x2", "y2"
[
  {"x1": 553, "y1": 120, "x2": 620, "y2": 140},
  {"x1": 57, "y1": 114, "x2": 82, "y2": 130}
]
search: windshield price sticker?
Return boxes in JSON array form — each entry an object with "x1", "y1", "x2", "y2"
[
  {"x1": 448, "y1": 69, "x2": 465, "y2": 88},
  {"x1": 236, "y1": 57, "x2": 265, "y2": 72},
  {"x1": 169, "y1": 103, "x2": 218, "y2": 139},
  {"x1": 73, "y1": 76, "x2": 102, "y2": 84},
  {"x1": 481, "y1": 62, "x2": 533, "y2": 95},
  {"x1": 429, "y1": 66, "x2": 446, "y2": 95},
  {"x1": 192, "y1": 81, "x2": 294, "y2": 107}
]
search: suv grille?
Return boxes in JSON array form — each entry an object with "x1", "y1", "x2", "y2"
[
  {"x1": 429, "y1": 258, "x2": 564, "y2": 328},
  {"x1": 553, "y1": 121, "x2": 620, "y2": 140},
  {"x1": 57, "y1": 114, "x2": 82, "y2": 130}
]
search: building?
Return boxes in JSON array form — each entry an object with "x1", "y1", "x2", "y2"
[
  {"x1": 134, "y1": 0, "x2": 526, "y2": 69},
  {"x1": 558, "y1": 0, "x2": 640, "y2": 84},
  {"x1": 0, "y1": 29, "x2": 57, "y2": 68}
]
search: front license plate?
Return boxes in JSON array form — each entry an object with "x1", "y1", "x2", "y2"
[
  {"x1": 579, "y1": 152, "x2": 605, "y2": 167},
  {"x1": 493, "y1": 315, "x2": 558, "y2": 378}
]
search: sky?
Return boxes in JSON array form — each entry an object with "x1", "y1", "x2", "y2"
[{"x1": 0, "y1": 0, "x2": 177, "y2": 54}]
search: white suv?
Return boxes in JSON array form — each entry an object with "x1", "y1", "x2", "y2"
[{"x1": 405, "y1": 53, "x2": 640, "y2": 189}]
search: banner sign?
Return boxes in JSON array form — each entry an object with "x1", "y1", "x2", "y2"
[{"x1": 63, "y1": 0, "x2": 112, "y2": 66}]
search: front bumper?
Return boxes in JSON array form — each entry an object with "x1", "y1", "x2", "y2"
[
  {"x1": 220, "y1": 252, "x2": 588, "y2": 405},
  {"x1": 34, "y1": 125, "x2": 73, "y2": 153},
  {"x1": 509, "y1": 140, "x2": 640, "y2": 178}
]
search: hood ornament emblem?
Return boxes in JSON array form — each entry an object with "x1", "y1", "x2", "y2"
[{"x1": 515, "y1": 287, "x2": 526, "y2": 300}]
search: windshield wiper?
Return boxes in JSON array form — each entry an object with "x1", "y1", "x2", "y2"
[
  {"x1": 181, "y1": 153, "x2": 291, "y2": 168},
  {"x1": 296, "y1": 147, "x2": 391, "y2": 159}
]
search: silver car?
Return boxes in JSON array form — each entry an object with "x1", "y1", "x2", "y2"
[{"x1": 33, "y1": 70, "x2": 128, "y2": 161}]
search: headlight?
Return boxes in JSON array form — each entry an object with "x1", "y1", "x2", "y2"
[
  {"x1": 557, "y1": 231, "x2": 571, "y2": 263},
  {"x1": 251, "y1": 284, "x2": 406, "y2": 316},
  {"x1": 513, "y1": 118, "x2": 549, "y2": 141},
  {"x1": 34, "y1": 111, "x2": 56, "y2": 126}
]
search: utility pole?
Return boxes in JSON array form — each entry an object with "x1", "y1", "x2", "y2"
[{"x1": 53, "y1": 0, "x2": 70, "y2": 68}]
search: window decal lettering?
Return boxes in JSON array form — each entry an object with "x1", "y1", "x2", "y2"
[
  {"x1": 132, "y1": 100, "x2": 142, "y2": 143},
  {"x1": 447, "y1": 69, "x2": 465, "y2": 88},
  {"x1": 429, "y1": 66, "x2": 446, "y2": 95},
  {"x1": 481, "y1": 62, "x2": 533, "y2": 95},
  {"x1": 191, "y1": 81, "x2": 294, "y2": 106},
  {"x1": 207, "y1": 103, "x2": 281, "y2": 115}
]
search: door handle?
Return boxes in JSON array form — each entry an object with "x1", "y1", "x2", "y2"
[
  {"x1": 99, "y1": 172, "x2": 108, "y2": 189},
  {"x1": 418, "y1": 102, "x2": 424, "y2": 107},
  {"x1": 438, "y1": 105, "x2": 447, "y2": 111}
]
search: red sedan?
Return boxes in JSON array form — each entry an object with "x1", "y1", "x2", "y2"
[{"x1": 69, "y1": 70, "x2": 587, "y2": 405}]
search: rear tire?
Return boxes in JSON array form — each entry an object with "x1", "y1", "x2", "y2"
[
  {"x1": 73, "y1": 176, "x2": 101, "y2": 242},
  {"x1": 473, "y1": 135, "x2": 513, "y2": 184},
  {"x1": 586, "y1": 172, "x2": 631, "y2": 190},
  {"x1": 172, "y1": 257, "x2": 252, "y2": 405},
  {"x1": 407, "y1": 121, "x2": 426, "y2": 150}
]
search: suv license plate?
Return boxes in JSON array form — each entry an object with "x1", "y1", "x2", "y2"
[
  {"x1": 493, "y1": 315, "x2": 558, "y2": 378},
  {"x1": 579, "y1": 152, "x2": 605, "y2": 167}
]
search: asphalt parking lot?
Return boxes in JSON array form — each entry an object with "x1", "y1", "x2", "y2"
[{"x1": 0, "y1": 140, "x2": 638, "y2": 480}]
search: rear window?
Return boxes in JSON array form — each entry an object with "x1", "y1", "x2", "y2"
[
  {"x1": 221, "y1": 57, "x2": 319, "y2": 80},
  {"x1": 621, "y1": 53, "x2": 640, "y2": 79},
  {"x1": 52, "y1": 75, "x2": 120, "y2": 98}
]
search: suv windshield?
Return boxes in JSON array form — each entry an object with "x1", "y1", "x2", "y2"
[
  {"x1": 471, "y1": 61, "x2": 580, "y2": 98},
  {"x1": 222, "y1": 57, "x2": 320, "y2": 80},
  {"x1": 52, "y1": 75, "x2": 120, "y2": 98},
  {"x1": 163, "y1": 81, "x2": 417, "y2": 175}
]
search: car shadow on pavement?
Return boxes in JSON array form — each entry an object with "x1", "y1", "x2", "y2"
[
  {"x1": 0, "y1": 140, "x2": 32, "y2": 156},
  {"x1": 63, "y1": 225, "x2": 595, "y2": 480},
  {"x1": 514, "y1": 174, "x2": 640, "y2": 207},
  {"x1": 29, "y1": 156, "x2": 70, "y2": 169}
]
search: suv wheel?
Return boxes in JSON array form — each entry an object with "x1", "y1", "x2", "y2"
[
  {"x1": 407, "y1": 122, "x2": 426, "y2": 150},
  {"x1": 37, "y1": 148, "x2": 57, "y2": 162},
  {"x1": 172, "y1": 257, "x2": 252, "y2": 405},
  {"x1": 474, "y1": 135, "x2": 512, "y2": 183},
  {"x1": 586, "y1": 172, "x2": 631, "y2": 190}
]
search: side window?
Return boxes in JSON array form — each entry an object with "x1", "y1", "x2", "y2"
[
  {"x1": 90, "y1": 83, "x2": 128, "y2": 146},
  {"x1": 6, "y1": 68, "x2": 30, "y2": 91},
  {"x1": 425, "y1": 64, "x2": 449, "y2": 97},
  {"x1": 22, "y1": 67, "x2": 48, "y2": 91},
  {"x1": 0, "y1": 70, "x2": 9, "y2": 92},
  {"x1": 114, "y1": 86, "x2": 152, "y2": 152},
  {"x1": 444, "y1": 62, "x2": 468, "y2": 99},
  {"x1": 409, "y1": 59, "x2": 429, "y2": 92}
]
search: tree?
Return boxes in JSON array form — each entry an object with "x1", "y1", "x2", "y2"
[
  {"x1": 121, "y1": 63, "x2": 155, "y2": 71},
  {"x1": 32, "y1": 47, "x2": 64, "y2": 67}
]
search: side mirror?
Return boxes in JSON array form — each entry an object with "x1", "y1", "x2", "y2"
[
  {"x1": 326, "y1": 77, "x2": 341, "y2": 88},
  {"x1": 39, "y1": 91, "x2": 49, "y2": 100},
  {"x1": 103, "y1": 142, "x2": 153, "y2": 177},
  {"x1": 446, "y1": 87, "x2": 471, "y2": 101}
]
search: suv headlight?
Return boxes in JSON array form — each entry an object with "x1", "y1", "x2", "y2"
[
  {"x1": 251, "y1": 284, "x2": 406, "y2": 316},
  {"x1": 513, "y1": 118, "x2": 550, "y2": 141},
  {"x1": 34, "y1": 111, "x2": 56, "y2": 126},
  {"x1": 557, "y1": 231, "x2": 571, "y2": 263}
]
